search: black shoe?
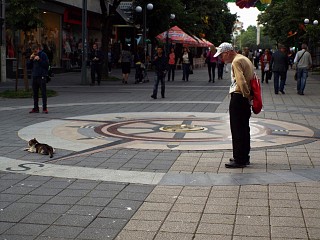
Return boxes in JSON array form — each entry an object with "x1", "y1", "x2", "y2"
[
  {"x1": 275, "y1": 92, "x2": 278, "y2": 94},
  {"x1": 225, "y1": 162, "x2": 247, "y2": 168},
  {"x1": 229, "y1": 158, "x2": 250, "y2": 165},
  {"x1": 280, "y1": 90, "x2": 285, "y2": 94},
  {"x1": 90, "y1": 83, "x2": 95, "y2": 86},
  {"x1": 161, "y1": 95, "x2": 165, "y2": 98},
  {"x1": 208, "y1": 79, "x2": 212, "y2": 82},
  {"x1": 151, "y1": 95, "x2": 157, "y2": 99}
]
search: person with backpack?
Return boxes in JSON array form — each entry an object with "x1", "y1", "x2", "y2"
[
  {"x1": 27, "y1": 44, "x2": 50, "y2": 114},
  {"x1": 214, "y1": 42, "x2": 254, "y2": 168}
]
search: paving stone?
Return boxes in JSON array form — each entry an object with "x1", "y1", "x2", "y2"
[
  {"x1": 196, "y1": 223, "x2": 233, "y2": 235},
  {"x1": 3, "y1": 223, "x2": 49, "y2": 236},
  {"x1": 271, "y1": 226, "x2": 308, "y2": 239},
  {"x1": 234, "y1": 224, "x2": 270, "y2": 237},
  {"x1": 39, "y1": 225, "x2": 84, "y2": 238},
  {"x1": 154, "y1": 232, "x2": 194, "y2": 240},
  {"x1": 115, "y1": 229, "x2": 156, "y2": 240},
  {"x1": 160, "y1": 220, "x2": 198, "y2": 233}
]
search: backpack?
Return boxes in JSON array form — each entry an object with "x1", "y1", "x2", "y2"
[{"x1": 250, "y1": 73, "x2": 263, "y2": 114}]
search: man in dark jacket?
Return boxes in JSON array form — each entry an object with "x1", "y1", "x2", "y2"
[
  {"x1": 89, "y1": 43, "x2": 104, "y2": 86},
  {"x1": 270, "y1": 44, "x2": 289, "y2": 94},
  {"x1": 27, "y1": 44, "x2": 49, "y2": 114},
  {"x1": 151, "y1": 46, "x2": 167, "y2": 99}
]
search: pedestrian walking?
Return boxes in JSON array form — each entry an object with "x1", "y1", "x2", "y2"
[
  {"x1": 180, "y1": 47, "x2": 193, "y2": 82},
  {"x1": 167, "y1": 47, "x2": 176, "y2": 81},
  {"x1": 217, "y1": 55, "x2": 225, "y2": 80},
  {"x1": 214, "y1": 42, "x2": 253, "y2": 168},
  {"x1": 27, "y1": 44, "x2": 50, "y2": 114},
  {"x1": 151, "y1": 46, "x2": 167, "y2": 99},
  {"x1": 260, "y1": 49, "x2": 272, "y2": 83},
  {"x1": 270, "y1": 44, "x2": 289, "y2": 94},
  {"x1": 206, "y1": 45, "x2": 218, "y2": 82},
  {"x1": 294, "y1": 43, "x2": 313, "y2": 95},
  {"x1": 119, "y1": 45, "x2": 132, "y2": 84}
]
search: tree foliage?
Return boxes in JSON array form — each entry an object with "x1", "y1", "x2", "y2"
[
  {"x1": 6, "y1": 0, "x2": 43, "y2": 32},
  {"x1": 258, "y1": 0, "x2": 320, "y2": 48},
  {"x1": 133, "y1": 0, "x2": 236, "y2": 45}
]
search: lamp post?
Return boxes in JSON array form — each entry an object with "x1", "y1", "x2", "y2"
[
  {"x1": 135, "y1": 3, "x2": 153, "y2": 62},
  {"x1": 166, "y1": 13, "x2": 175, "y2": 56},
  {"x1": 303, "y1": 17, "x2": 318, "y2": 61},
  {"x1": 81, "y1": 0, "x2": 88, "y2": 85}
]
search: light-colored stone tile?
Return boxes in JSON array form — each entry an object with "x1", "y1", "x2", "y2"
[
  {"x1": 234, "y1": 225, "x2": 270, "y2": 237},
  {"x1": 196, "y1": 223, "x2": 233, "y2": 235},
  {"x1": 270, "y1": 216, "x2": 305, "y2": 227},
  {"x1": 236, "y1": 215, "x2": 269, "y2": 226},
  {"x1": 116, "y1": 230, "x2": 156, "y2": 240},
  {"x1": 160, "y1": 221, "x2": 198, "y2": 233},
  {"x1": 271, "y1": 226, "x2": 308, "y2": 239},
  {"x1": 194, "y1": 234, "x2": 232, "y2": 240},
  {"x1": 270, "y1": 207, "x2": 303, "y2": 217},
  {"x1": 237, "y1": 206, "x2": 269, "y2": 216},
  {"x1": 166, "y1": 212, "x2": 201, "y2": 223},
  {"x1": 155, "y1": 232, "x2": 193, "y2": 240},
  {"x1": 200, "y1": 213, "x2": 235, "y2": 225}
]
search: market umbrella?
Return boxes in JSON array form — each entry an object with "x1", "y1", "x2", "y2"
[{"x1": 156, "y1": 26, "x2": 199, "y2": 46}]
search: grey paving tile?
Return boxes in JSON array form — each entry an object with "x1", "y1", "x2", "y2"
[{"x1": 39, "y1": 225, "x2": 84, "y2": 239}]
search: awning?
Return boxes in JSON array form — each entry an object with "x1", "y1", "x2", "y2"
[{"x1": 156, "y1": 26, "x2": 199, "y2": 46}]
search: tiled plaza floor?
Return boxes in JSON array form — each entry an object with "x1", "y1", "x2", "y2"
[{"x1": 0, "y1": 65, "x2": 320, "y2": 239}]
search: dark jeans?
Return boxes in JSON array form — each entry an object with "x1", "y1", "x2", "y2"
[
  {"x1": 297, "y1": 68, "x2": 308, "y2": 94},
  {"x1": 182, "y1": 63, "x2": 190, "y2": 81},
  {"x1": 167, "y1": 64, "x2": 175, "y2": 81},
  {"x1": 217, "y1": 63, "x2": 224, "y2": 79},
  {"x1": 273, "y1": 71, "x2": 287, "y2": 93},
  {"x1": 152, "y1": 72, "x2": 165, "y2": 98},
  {"x1": 229, "y1": 93, "x2": 251, "y2": 163},
  {"x1": 91, "y1": 64, "x2": 102, "y2": 84},
  {"x1": 32, "y1": 76, "x2": 47, "y2": 110},
  {"x1": 208, "y1": 62, "x2": 217, "y2": 81},
  {"x1": 261, "y1": 70, "x2": 271, "y2": 83}
]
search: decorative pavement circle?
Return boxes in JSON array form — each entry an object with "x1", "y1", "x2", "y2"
[
  {"x1": 18, "y1": 112, "x2": 316, "y2": 151},
  {"x1": 1, "y1": 112, "x2": 319, "y2": 186}
]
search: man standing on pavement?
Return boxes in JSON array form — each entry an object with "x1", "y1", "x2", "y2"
[
  {"x1": 89, "y1": 43, "x2": 104, "y2": 86},
  {"x1": 270, "y1": 44, "x2": 289, "y2": 94},
  {"x1": 294, "y1": 43, "x2": 313, "y2": 95},
  {"x1": 151, "y1": 46, "x2": 167, "y2": 99},
  {"x1": 214, "y1": 42, "x2": 253, "y2": 168},
  {"x1": 27, "y1": 44, "x2": 50, "y2": 114}
]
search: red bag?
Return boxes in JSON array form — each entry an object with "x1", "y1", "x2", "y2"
[{"x1": 250, "y1": 73, "x2": 262, "y2": 114}]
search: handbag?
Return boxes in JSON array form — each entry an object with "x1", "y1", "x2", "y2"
[{"x1": 205, "y1": 56, "x2": 210, "y2": 64}]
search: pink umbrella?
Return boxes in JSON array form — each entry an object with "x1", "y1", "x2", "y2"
[{"x1": 156, "y1": 26, "x2": 199, "y2": 46}]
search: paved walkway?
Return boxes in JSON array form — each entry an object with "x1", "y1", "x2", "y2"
[{"x1": 0, "y1": 65, "x2": 320, "y2": 239}]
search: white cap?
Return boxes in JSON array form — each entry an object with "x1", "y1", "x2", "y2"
[{"x1": 214, "y1": 42, "x2": 234, "y2": 57}]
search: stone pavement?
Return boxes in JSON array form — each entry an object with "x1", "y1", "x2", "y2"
[{"x1": 0, "y1": 65, "x2": 320, "y2": 240}]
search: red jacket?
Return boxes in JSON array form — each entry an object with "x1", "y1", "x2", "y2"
[{"x1": 260, "y1": 53, "x2": 272, "y2": 70}]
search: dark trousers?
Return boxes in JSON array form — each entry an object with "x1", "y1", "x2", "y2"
[
  {"x1": 153, "y1": 73, "x2": 165, "y2": 98},
  {"x1": 182, "y1": 63, "x2": 190, "y2": 81},
  {"x1": 217, "y1": 63, "x2": 224, "y2": 79},
  {"x1": 167, "y1": 64, "x2": 175, "y2": 81},
  {"x1": 208, "y1": 62, "x2": 217, "y2": 81},
  {"x1": 273, "y1": 71, "x2": 287, "y2": 93},
  {"x1": 229, "y1": 93, "x2": 251, "y2": 163},
  {"x1": 91, "y1": 64, "x2": 102, "y2": 84},
  {"x1": 261, "y1": 70, "x2": 272, "y2": 83},
  {"x1": 32, "y1": 76, "x2": 47, "y2": 110}
]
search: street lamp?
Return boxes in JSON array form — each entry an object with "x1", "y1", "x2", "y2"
[
  {"x1": 304, "y1": 18, "x2": 319, "y2": 25},
  {"x1": 135, "y1": 3, "x2": 153, "y2": 62},
  {"x1": 166, "y1": 13, "x2": 175, "y2": 56}
]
